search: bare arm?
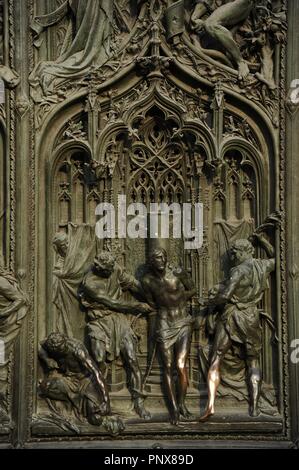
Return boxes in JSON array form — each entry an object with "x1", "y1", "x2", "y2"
[
  {"x1": 185, "y1": 287, "x2": 197, "y2": 301},
  {"x1": 174, "y1": 268, "x2": 197, "y2": 300},
  {"x1": 209, "y1": 269, "x2": 241, "y2": 305},
  {"x1": 38, "y1": 344, "x2": 59, "y2": 370},
  {"x1": 75, "y1": 345, "x2": 110, "y2": 411},
  {"x1": 81, "y1": 279, "x2": 151, "y2": 315},
  {"x1": 119, "y1": 270, "x2": 143, "y2": 297},
  {"x1": 254, "y1": 233, "x2": 275, "y2": 258}
]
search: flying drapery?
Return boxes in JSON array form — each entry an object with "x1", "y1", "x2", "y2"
[{"x1": 53, "y1": 224, "x2": 96, "y2": 341}]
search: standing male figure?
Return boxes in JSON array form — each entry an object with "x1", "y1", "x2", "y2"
[
  {"x1": 78, "y1": 251, "x2": 152, "y2": 420},
  {"x1": 199, "y1": 233, "x2": 275, "y2": 421},
  {"x1": 141, "y1": 248, "x2": 196, "y2": 425}
]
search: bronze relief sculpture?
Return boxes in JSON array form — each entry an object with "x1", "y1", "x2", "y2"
[
  {"x1": 78, "y1": 251, "x2": 152, "y2": 420},
  {"x1": 199, "y1": 227, "x2": 277, "y2": 421},
  {"x1": 191, "y1": 0, "x2": 256, "y2": 80},
  {"x1": 38, "y1": 332, "x2": 124, "y2": 435},
  {"x1": 141, "y1": 248, "x2": 196, "y2": 425},
  {"x1": 30, "y1": 0, "x2": 115, "y2": 95},
  {"x1": 0, "y1": 0, "x2": 298, "y2": 449}
]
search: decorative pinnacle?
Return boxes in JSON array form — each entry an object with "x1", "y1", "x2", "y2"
[{"x1": 214, "y1": 81, "x2": 224, "y2": 109}]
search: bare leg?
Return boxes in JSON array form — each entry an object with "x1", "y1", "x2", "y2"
[
  {"x1": 246, "y1": 357, "x2": 261, "y2": 417},
  {"x1": 256, "y1": 43, "x2": 276, "y2": 90},
  {"x1": 122, "y1": 339, "x2": 151, "y2": 420},
  {"x1": 199, "y1": 324, "x2": 231, "y2": 422},
  {"x1": 205, "y1": 0, "x2": 254, "y2": 27},
  {"x1": 159, "y1": 344, "x2": 180, "y2": 425},
  {"x1": 205, "y1": 22, "x2": 249, "y2": 80},
  {"x1": 174, "y1": 330, "x2": 194, "y2": 419},
  {"x1": 203, "y1": 0, "x2": 255, "y2": 79},
  {"x1": 89, "y1": 337, "x2": 107, "y2": 376},
  {"x1": 199, "y1": 355, "x2": 221, "y2": 421}
]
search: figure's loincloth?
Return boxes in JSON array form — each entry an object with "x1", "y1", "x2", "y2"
[
  {"x1": 155, "y1": 316, "x2": 193, "y2": 350},
  {"x1": 87, "y1": 310, "x2": 137, "y2": 361}
]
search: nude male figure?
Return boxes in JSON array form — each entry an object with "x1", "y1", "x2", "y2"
[
  {"x1": 191, "y1": 0, "x2": 257, "y2": 80},
  {"x1": 141, "y1": 249, "x2": 196, "y2": 425}
]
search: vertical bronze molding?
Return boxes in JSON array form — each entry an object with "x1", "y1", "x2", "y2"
[
  {"x1": 6, "y1": 0, "x2": 16, "y2": 445},
  {"x1": 279, "y1": 0, "x2": 290, "y2": 440},
  {"x1": 27, "y1": 0, "x2": 35, "y2": 448},
  {"x1": 289, "y1": 263, "x2": 299, "y2": 449},
  {"x1": 7, "y1": 0, "x2": 15, "y2": 272},
  {"x1": 286, "y1": 0, "x2": 299, "y2": 448},
  {"x1": 10, "y1": 0, "x2": 31, "y2": 448}
]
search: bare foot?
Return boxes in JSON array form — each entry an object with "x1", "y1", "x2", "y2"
[
  {"x1": 198, "y1": 407, "x2": 214, "y2": 422},
  {"x1": 238, "y1": 60, "x2": 250, "y2": 81},
  {"x1": 249, "y1": 405, "x2": 260, "y2": 418},
  {"x1": 134, "y1": 399, "x2": 151, "y2": 420},
  {"x1": 170, "y1": 409, "x2": 180, "y2": 426},
  {"x1": 103, "y1": 416, "x2": 125, "y2": 435},
  {"x1": 179, "y1": 404, "x2": 195, "y2": 421}
]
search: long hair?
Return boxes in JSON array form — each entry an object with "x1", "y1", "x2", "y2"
[{"x1": 149, "y1": 248, "x2": 167, "y2": 266}]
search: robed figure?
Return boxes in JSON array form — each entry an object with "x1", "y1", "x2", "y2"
[{"x1": 30, "y1": 0, "x2": 115, "y2": 95}]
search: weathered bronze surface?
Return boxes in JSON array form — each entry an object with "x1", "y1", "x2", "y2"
[
  {"x1": 199, "y1": 224, "x2": 278, "y2": 422},
  {"x1": 38, "y1": 332, "x2": 125, "y2": 435},
  {"x1": 0, "y1": 0, "x2": 299, "y2": 449},
  {"x1": 78, "y1": 250, "x2": 152, "y2": 420},
  {"x1": 141, "y1": 248, "x2": 196, "y2": 425}
]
